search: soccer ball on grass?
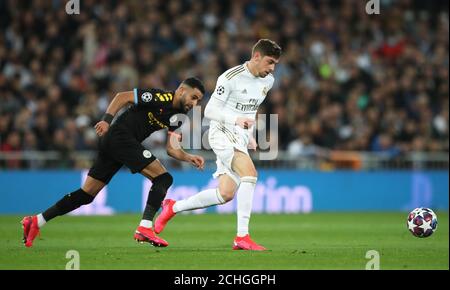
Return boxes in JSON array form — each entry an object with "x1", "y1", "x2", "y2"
[{"x1": 407, "y1": 207, "x2": 438, "y2": 238}]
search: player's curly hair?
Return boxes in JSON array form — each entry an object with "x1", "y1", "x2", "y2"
[{"x1": 252, "y1": 39, "x2": 282, "y2": 59}]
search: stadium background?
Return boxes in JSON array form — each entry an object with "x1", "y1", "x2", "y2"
[{"x1": 0, "y1": 0, "x2": 448, "y2": 270}]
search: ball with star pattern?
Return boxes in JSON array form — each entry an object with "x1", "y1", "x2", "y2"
[{"x1": 407, "y1": 207, "x2": 438, "y2": 238}]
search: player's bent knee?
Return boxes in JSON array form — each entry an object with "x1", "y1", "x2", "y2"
[
  {"x1": 147, "y1": 172, "x2": 173, "y2": 207},
  {"x1": 153, "y1": 172, "x2": 173, "y2": 190},
  {"x1": 80, "y1": 191, "x2": 96, "y2": 205},
  {"x1": 249, "y1": 169, "x2": 258, "y2": 178},
  {"x1": 218, "y1": 187, "x2": 235, "y2": 202},
  {"x1": 238, "y1": 167, "x2": 257, "y2": 178},
  {"x1": 82, "y1": 177, "x2": 106, "y2": 196},
  {"x1": 82, "y1": 187, "x2": 102, "y2": 197}
]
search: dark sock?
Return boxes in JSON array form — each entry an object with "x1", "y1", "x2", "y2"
[
  {"x1": 142, "y1": 173, "x2": 173, "y2": 221},
  {"x1": 42, "y1": 189, "x2": 95, "y2": 222}
]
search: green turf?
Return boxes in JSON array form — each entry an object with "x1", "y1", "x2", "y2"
[{"x1": 0, "y1": 213, "x2": 448, "y2": 270}]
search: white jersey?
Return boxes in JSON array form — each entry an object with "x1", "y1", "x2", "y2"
[
  {"x1": 209, "y1": 62, "x2": 274, "y2": 130},
  {"x1": 206, "y1": 62, "x2": 275, "y2": 184}
]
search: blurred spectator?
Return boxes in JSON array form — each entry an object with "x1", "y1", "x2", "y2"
[{"x1": 0, "y1": 131, "x2": 22, "y2": 168}]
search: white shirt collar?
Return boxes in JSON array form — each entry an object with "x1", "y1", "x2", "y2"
[{"x1": 244, "y1": 61, "x2": 258, "y2": 78}]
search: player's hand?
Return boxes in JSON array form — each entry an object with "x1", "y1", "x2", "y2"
[
  {"x1": 94, "y1": 121, "x2": 110, "y2": 137},
  {"x1": 248, "y1": 136, "x2": 258, "y2": 151},
  {"x1": 188, "y1": 155, "x2": 205, "y2": 170},
  {"x1": 236, "y1": 117, "x2": 255, "y2": 129}
]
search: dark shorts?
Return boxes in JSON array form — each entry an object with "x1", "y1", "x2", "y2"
[{"x1": 88, "y1": 125, "x2": 156, "y2": 184}]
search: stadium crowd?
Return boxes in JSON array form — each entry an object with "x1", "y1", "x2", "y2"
[{"x1": 0, "y1": 0, "x2": 448, "y2": 168}]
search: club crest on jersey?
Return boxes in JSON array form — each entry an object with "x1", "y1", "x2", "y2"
[
  {"x1": 169, "y1": 115, "x2": 177, "y2": 123},
  {"x1": 141, "y1": 92, "x2": 153, "y2": 102},
  {"x1": 262, "y1": 87, "x2": 268, "y2": 96},
  {"x1": 216, "y1": 85, "x2": 225, "y2": 95},
  {"x1": 143, "y1": 150, "x2": 152, "y2": 158}
]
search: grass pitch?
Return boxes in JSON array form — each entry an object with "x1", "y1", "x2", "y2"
[{"x1": 0, "y1": 213, "x2": 448, "y2": 270}]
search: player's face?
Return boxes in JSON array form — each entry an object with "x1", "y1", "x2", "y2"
[
  {"x1": 179, "y1": 86, "x2": 203, "y2": 113},
  {"x1": 256, "y1": 55, "x2": 279, "y2": 78}
]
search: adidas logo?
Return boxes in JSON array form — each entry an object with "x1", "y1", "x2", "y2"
[{"x1": 241, "y1": 89, "x2": 247, "y2": 94}]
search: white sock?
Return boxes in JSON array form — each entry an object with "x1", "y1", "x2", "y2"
[
  {"x1": 37, "y1": 213, "x2": 46, "y2": 228},
  {"x1": 173, "y1": 188, "x2": 225, "y2": 213},
  {"x1": 139, "y1": 220, "x2": 152, "y2": 228},
  {"x1": 237, "y1": 176, "x2": 257, "y2": 237}
]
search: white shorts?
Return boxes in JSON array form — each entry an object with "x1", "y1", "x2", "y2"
[{"x1": 208, "y1": 123, "x2": 250, "y2": 185}]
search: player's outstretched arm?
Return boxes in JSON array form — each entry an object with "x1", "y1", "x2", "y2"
[
  {"x1": 94, "y1": 91, "x2": 135, "y2": 137},
  {"x1": 166, "y1": 132, "x2": 204, "y2": 170}
]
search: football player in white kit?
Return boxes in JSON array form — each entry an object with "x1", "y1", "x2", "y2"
[{"x1": 155, "y1": 39, "x2": 281, "y2": 250}]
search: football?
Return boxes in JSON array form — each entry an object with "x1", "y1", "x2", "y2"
[{"x1": 407, "y1": 208, "x2": 438, "y2": 238}]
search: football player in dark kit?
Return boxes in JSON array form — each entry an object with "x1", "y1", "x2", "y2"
[{"x1": 21, "y1": 77, "x2": 205, "y2": 248}]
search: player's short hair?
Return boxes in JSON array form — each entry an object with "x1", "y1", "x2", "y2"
[
  {"x1": 252, "y1": 39, "x2": 282, "y2": 59},
  {"x1": 182, "y1": 77, "x2": 205, "y2": 95}
]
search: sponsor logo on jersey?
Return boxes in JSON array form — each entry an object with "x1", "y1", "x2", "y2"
[{"x1": 235, "y1": 98, "x2": 259, "y2": 111}]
